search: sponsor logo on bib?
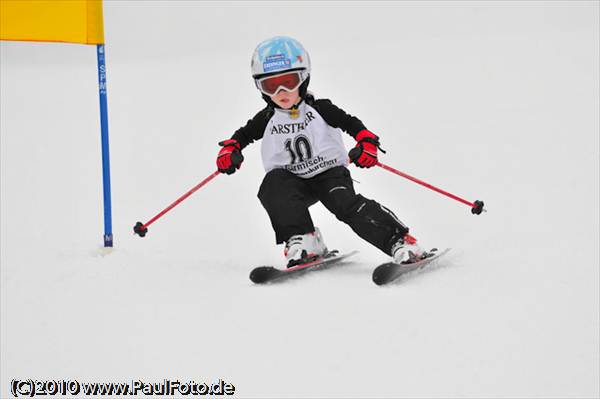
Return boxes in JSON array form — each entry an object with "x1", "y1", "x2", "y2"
[{"x1": 270, "y1": 111, "x2": 315, "y2": 135}]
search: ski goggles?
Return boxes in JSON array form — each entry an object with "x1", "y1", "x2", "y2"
[{"x1": 254, "y1": 70, "x2": 307, "y2": 96}]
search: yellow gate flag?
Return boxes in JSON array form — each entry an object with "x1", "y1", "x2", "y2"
[{"x1": 1, "y1": 0, "x2": 104, "y2": 45}]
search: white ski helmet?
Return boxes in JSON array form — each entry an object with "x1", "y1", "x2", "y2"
[{"x1": 251, "y1": 36, "x2": 311, "y2": 79}]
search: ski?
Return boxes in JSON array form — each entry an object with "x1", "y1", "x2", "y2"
[
  {"x1": 250, "y1": 250, "x2": 359, "y2": 284},
  {"x1": 372, "y1": 248, "x2": 451, "y2": 286}
]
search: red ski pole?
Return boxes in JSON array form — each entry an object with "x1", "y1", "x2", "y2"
[
  {"x1": 134, "y1": 170, "x2": 221, "y2": 237},
  {"x1": 376, "y1": 161, "x2": 486, "y2": 214}
]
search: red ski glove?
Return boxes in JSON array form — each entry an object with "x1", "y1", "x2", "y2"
[
  {"x1": 216, "y1": 139, "x2": 244, "y2": 175},
  {"x1": 349, "y1": 129, "x2": 384, "y2": 168}
]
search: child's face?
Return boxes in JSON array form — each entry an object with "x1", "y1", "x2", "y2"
[{"x1": 270, "y1": 88, "x2": 300, "y2": 109}]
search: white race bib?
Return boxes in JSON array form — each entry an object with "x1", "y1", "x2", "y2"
[{"x1": 260, "y1": 102, "x2": 349, "y2": 178}]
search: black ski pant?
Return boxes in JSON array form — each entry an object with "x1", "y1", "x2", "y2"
[{"x1": 257, "y1": 166, "x2": 409, "y2": 256}]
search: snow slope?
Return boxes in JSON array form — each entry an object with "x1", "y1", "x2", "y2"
[{"x1": 2, "y1": 1, "x2": 598, "y2": 397}]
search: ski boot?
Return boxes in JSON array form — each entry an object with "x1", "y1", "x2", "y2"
[
  {"x1": 391, "y1": 234, "x2": 425, "y2": 264},
  {"x1": 284, "y1": 227, "x2": 328, "y2": 268}
]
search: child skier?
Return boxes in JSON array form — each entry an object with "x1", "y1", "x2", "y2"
[{"x1": 216, "y1": 36, "x2": 424, "y2": 267}]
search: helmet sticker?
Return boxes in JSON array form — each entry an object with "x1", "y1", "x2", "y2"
[{"x1": 263, "y1": 54, "x2": 291, "y2": 73}]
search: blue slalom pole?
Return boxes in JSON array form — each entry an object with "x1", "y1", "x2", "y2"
[{"x1": 96, "y1": 44, "x2": 113, "y2": 247}]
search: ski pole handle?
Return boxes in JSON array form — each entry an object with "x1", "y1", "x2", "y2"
[
  {"x1": 376, "y1": 162, "x2": 485, "y2": 214},
  {"x1": 134, "y1": 170, "x2": 221, "y2": 237}
]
